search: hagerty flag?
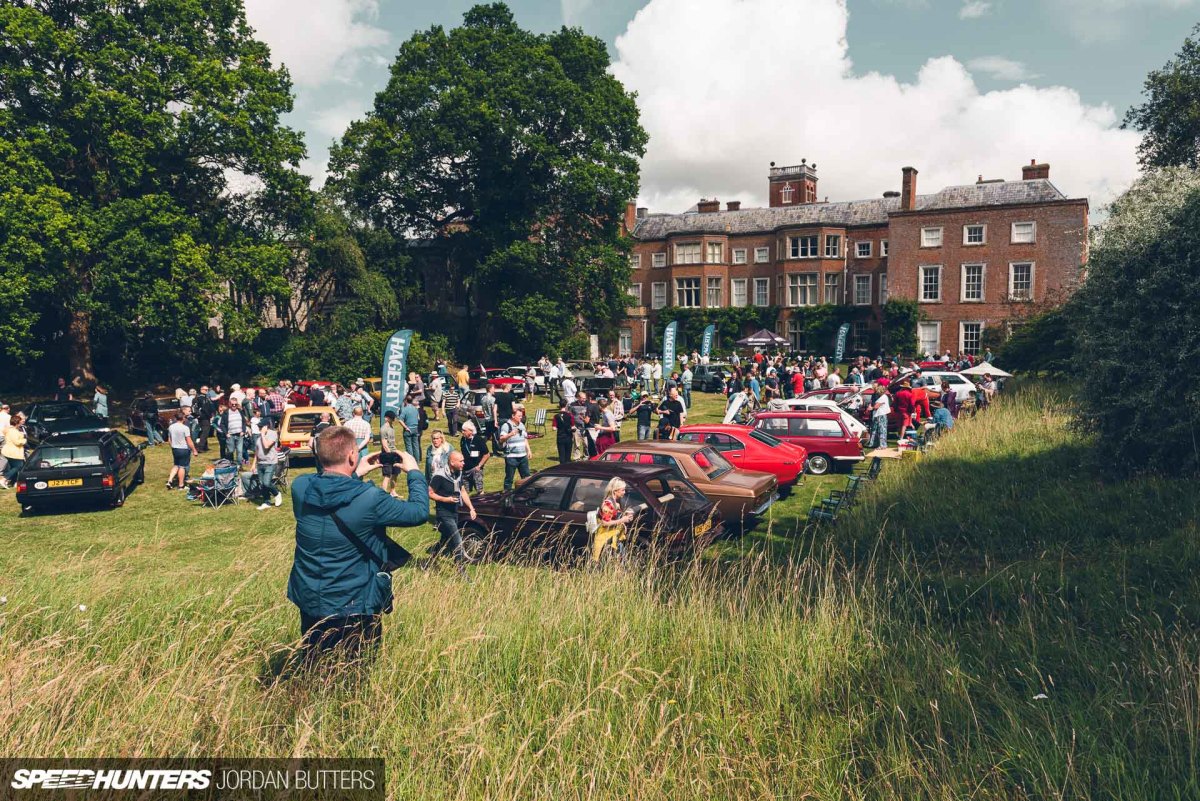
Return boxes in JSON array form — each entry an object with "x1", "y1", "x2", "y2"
[{"x1": 381, "y1": 329, "x2": 413, "y2": 418}]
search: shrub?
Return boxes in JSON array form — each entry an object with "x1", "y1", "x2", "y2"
[{"x1": 1074, "y1": 167, "x2": 1200, "y2": 474}]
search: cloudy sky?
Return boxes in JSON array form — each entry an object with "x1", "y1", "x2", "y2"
[{"x1": 242, "y1": 0, "x2": 1196, "y2": 212}]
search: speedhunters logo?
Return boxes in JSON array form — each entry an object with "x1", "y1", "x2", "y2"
[{"x1": 0, "y1": 760, "x2": 383, "y2": 799}]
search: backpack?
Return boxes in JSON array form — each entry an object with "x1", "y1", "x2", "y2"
[
  {"x1": 194, "y1": 394, "x2": 214, "y2": 418},
  {"x1": 418, "y1": 406, "x2": 429, "y2": 431}
]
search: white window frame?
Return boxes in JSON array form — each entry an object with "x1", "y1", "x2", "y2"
[
  {"x1": 788, "y1": 235, "x2": 818, "y2": 259},
  {"x1": 651, "y1": 282, "x2": 667, "y2": 309},
  {"x1": 706, "y1": 276, "x2": 722, "y2": 308},
  {"x1": 676, "y1": 277, "x2": 702, "y2": 308},
  {"x1": 706, "y1": 242, "x2": 723, "y2": 264},
  {"x1": 854, "y1": 274, "x2": 872, "y2": 306},
  {"x1": 851, "y1": 320, "x2": 869, "y2": 351},
  {"x1": 754, "y1": 247, "x2": 769, "y2": 264},
  {"x1": 675, "y1": 242, "x2": 702, "y2": 265},
  {"x1": 918, "y1": 321, "x2": 942, "y2": 355},
  {"x1": 780, "y1": 184, "x2": 794, "y2": 204},
  {"x1": 628, "y1": 283, "x2": 642, "y2": 303},
  {"x1": 921, "y1": 227, "x2": 944, "y2": 248},
  {"x1": 824, "y1": 273, "x2": 840, "y2": 305},
  {"x1": 881, "y1": 239, "x2": 889, "y2": 257},
  {"x1": 788, "y1": 273, "x2": 819, "y2": 307},
  {"x1": 919, "y1": 264, "x2": 942, "y2": 303},
  {"x1": 959, "y1": 320, "x2": 984, "y2": 356},
  {"x1": 960, "y1": 263, "x2": 985, "y2": 302},
  {"x1": 879, "y1": 273, "x2": 888, "y2": 305},
  {"x1": 753, "y1": 277, "x2": 770, "y2": 307},
  {"x1": 732, "y1": 248, "x2": 747, "y2": 264},
  {"x1": 629, "y1": 253, "x2": 641, "y2": 269},
  {"x1": 1011, "y1": 221, "x2": 1036, "y2": 244},
  {"x1": 856, "y1": 241, "x2": 872, "y2": 258},
  {"x1": 824, "y1": 234, "x2": 841, "y2": 258},
  {"x1": 786, "y1": 318, "x2": 805, "y2": 351},
  {"x1": 1009, "y1": 261, "x2": 1035, "y2": 301},
  {"x1": 652, "y1": 252, "x2": 667, "y2": 268},
  {"x1": 731, "y1": 278, "x2": 748, "y2": 307},
  {"x1": 963, "y1": 224, "x2": 986, "y2": 246},
  {"x1": 618, "y1": 327, "x2": 632, "y2": 356}
]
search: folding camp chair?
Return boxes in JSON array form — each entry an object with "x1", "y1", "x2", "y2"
[
  {"x1": 271, "y1": 451, "x2": 291, "y2": 493},
  {"x1": 529, "y1": 407, "x2": 547, "y2": 438},
  {"x1": 203, "y1": 465, "x2": 241, "y2": 509}
]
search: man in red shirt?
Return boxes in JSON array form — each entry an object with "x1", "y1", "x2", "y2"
[{"x1": 893, "y1": 381, "x2": 915, "y2": 445}]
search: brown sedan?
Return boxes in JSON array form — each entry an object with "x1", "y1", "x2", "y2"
[{"x1": 596, "y1": 441, "x2": 779, "y2": 522}]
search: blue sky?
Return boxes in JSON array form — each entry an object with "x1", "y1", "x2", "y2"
[{"x1": 242, "y1": 0, "x2": 1196, "y2": 211}]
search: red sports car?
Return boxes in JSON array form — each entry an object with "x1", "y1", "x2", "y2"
[
  {"x1": 468, "y1": 368, "x2": 527, "y2": 399},
  {"x1": 677, "y1": 423, "x2": 807, "y2": 488}
]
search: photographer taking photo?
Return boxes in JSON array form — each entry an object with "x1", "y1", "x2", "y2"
[{"x1": 287, "y1": 426, "x2": 428, "y2": 661}]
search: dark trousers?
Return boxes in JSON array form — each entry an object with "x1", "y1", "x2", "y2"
[
  {"x1": 196, "y1": 417, "x2": 210, "y2": 451},
  {"x1": 300, "y1": 612, "x2": 382, "y2": 661},
  {"x1": 557, "y1": 438, "x2": 572, "y2": 463}
]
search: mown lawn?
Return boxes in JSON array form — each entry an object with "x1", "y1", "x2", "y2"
[{"x1": 1, "y1": 383, "x2": 1196, "y2": 800}]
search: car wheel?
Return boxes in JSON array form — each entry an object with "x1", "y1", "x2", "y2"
[
  {"x1": 111, "y1": 482, "x2": 126, "y2": 508},
  {"x1": 806, "y1": 454, "x2": 831, "y2": 475},
  {"x1": 460, "y1": 522, "x2": 496, "y2": 562}
]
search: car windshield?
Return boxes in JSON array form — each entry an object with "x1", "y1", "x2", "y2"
[
  {"x1": 33, "y1": 444, "x2": 104, "y2": 468},
  {"x1": 36, "y1": 403, "x2": 89, "y2": 422},
  {"x1": 691, "y1": 446, "x2": 733, "y2": 479},
  {"x1": 749, "y1": 429, "x2": 786, "y2": 448},
  {"x1": 285, "y1": 413, "x2": 324, "y2": 434}
]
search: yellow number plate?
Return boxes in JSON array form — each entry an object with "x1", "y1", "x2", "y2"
[
  {"x1": 694, "y1": 520, "x2": 712, "y2": 537},
  {"x1": 47, "y1": 478, "x2": 83, "y2": 488}
]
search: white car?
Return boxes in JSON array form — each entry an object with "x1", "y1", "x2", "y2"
[
  {"x1": 780, "y1": 397, "x2": 868, "y2": 438},
  {"x1": 914, "y1": 371, "x2": 976, "y2": 402},
  {"x1": 506, "y1": 366, "x2": 546, "y2": 394}
]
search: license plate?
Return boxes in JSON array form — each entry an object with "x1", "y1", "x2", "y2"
[
  {"x1": 47, "y1": 478, "x2": 83, "y2": 488},
  {"x1": 694, "y1": 520, "x2": 712, "y2": 537}
]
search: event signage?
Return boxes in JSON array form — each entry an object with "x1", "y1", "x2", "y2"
[
  {"x1": 834, "y1": 323, "x2": 851, "y2": 364},
  {"x1": 381, "y1": 329, "x2": 413, "y2": 418},
  {"x1": 662, "y1": 320, "x2": 678, "y2": 370},
  {"x1": 701, "y1": 324, "x2": 716, "y2": 359}
]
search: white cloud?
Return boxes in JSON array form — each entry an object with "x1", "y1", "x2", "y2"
[
  {"x1": 967, "y1": 56, "x2": 1038, "y2": 81},
  {"x1": 959, "y1": 0, "x2": 992, "y2": 18},
  {"x1": 611, "y1": 0, "x2": 1140, "y2": 214},
  {"x1": 242, "y1": 0, "x2": 389, "y2": 89}
]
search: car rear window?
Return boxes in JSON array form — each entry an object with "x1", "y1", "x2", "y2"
[
  {"x1": 749, "y1": 429, "x2": 786, "y2": 447},
  {"x1": 286, "y1": 413, "x2": 323, "y2": 434},
  {"x1": 693, "y1": 447, "x2": 733, "y2": 479},
  {"x1": 39, "y1": 404, "x2": 90, "y2": 421},
  {"x1": 805, "y1": 419, "x2": 846, "y2": 437},
  {"x1": 34, "y1": 444, "x2": 104, "y2": 468}
]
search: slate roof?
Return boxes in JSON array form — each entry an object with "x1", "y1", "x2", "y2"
[{"x1": 632, "y1": 179, "x2": 1079, "y2": 240}]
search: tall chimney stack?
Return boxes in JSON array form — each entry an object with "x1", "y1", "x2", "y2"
[
  {"x1": 901, "y1": 167, "x2": 918, "y2": 212},
  {"x1": 623, "y1": 201, "x2": 637, "y2": 233},
  {"x1": 1022, "y1": 159, "x2": 1050, "y2": 180}
]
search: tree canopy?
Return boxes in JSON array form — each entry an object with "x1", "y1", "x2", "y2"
[
  {"x1": 327, "y1": 3, "x2": 647, "y2": 359},
  {"x1": 1124, "y1": 23, "x2": 1200, "y2": 169},
  {"x1": 0, "y1": 0, "x2": 309, "y2": 383},
  {"x1": 1074, "y1": 168, "x2": 1200, "y2": 474}
]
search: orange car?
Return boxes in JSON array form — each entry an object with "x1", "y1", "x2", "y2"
[{"x1": 279, "y1": 406, "x2": 342, "y2": 459}]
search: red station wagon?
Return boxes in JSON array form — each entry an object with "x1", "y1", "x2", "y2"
[
  {"x1": 749, "y1": 411, "x2": 864, "y2": 475},
  {"x1": 676, "y1": 424, "x2": 807, "y2": 489}
]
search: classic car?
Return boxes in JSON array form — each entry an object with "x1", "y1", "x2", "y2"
[
  {"x1": 288, "y1": 380, "x2": 335, "y2": 407},
  {"x1": 468, "y1": 368, "x2": 527, "y2": 399},
  {"x1": 690, "y1": 363, "x2": 734, "y2": 393},
  {"x1": 676, "y1": 424, "x2": 806, "y2": 489},
  {"x1": 506, "y1": 366, "x2": 547, "y2": 394},
  {"x1": 278, "y1": 406, "x2": 343, "y2": 459},
  {"x1": 749, "y1": 411, "x2": 865, "y2": 475},
  {"x1": 15, "y1": 430, "x2": 146, "y2": 512},
  {"x1": 596, "y1": 440, "x2": 778, "y2": 522},
  {"x1": 126, "y1": 394, "x2": 181, "y2": 436},
  {"x1": 459, "y1": 461, "x2": 721, "y2": 561},
  {"x1": 23, "y1": 400, "x2": 109, "y2": 445}
]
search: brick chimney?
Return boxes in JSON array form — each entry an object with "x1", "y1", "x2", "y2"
[
  {"x1": 901, "y1": 166, "x2": 918, "y2": 212},
  {"x1": 623, "y1": 201, "x2": 637, "y2": 233},
  {"x1": 697, "y1": 198, "x2": 721, "y2": 214},
  {"x1": 1022, "y1": 159, "x2": 1050, "y2": 180},
  {"x1": 726, "y1": 200, "x2": 741, "y2": 211}
]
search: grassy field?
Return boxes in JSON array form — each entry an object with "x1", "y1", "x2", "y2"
[{"x1": 1, "y1": 384, "x2": 1197, "y2": 800}]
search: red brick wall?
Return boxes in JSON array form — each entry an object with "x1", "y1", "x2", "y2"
[{"x1": 886, "y1": 200, "x2": 1088, "y2": 353}]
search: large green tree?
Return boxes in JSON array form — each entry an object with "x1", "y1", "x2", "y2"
[
  {"x1": 0, "y1": 0, "x2": 308, "y2": 383},
  {"x1": 1074, "y1": 168, "x2": 1200, "y2": 475},
  {"x1": 1124, "y1": 23, "x2": 1200, "y2": 169},
  {"x1": 327, "y1": 3, "x2": 647, "y2": 359}
]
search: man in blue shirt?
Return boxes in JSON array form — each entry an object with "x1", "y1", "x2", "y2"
[
  {"x1": 288, "y1": 426, "x2": 428, "y2": 660},
  {"x1": 399, "y1": 394, "x2": 422, "y2": 462},
  {"x1": 932, "y1": 401, "x2": 954, "y2": 432}
]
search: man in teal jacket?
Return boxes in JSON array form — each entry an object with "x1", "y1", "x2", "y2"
[{"x1": 288, "y1": 425, "x2": 429, "y2": 659}]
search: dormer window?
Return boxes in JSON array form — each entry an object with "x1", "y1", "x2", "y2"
[{"x1": 780, "y1": 183, "x2": 794, "y2": 204}]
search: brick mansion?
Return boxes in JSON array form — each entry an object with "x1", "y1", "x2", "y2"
[{"x1": 617, "y1": 159, "x2": 1089, "y2": 358}]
